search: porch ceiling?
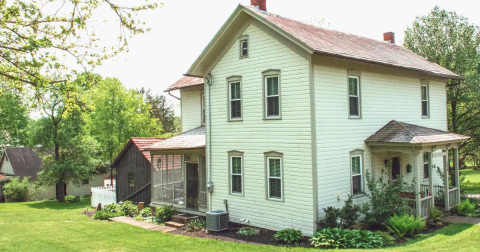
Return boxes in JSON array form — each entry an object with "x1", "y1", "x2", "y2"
[
  {"x1": 143, "y1": 126, "x2": 205, "y2": 151},
  {"x1": 365, "y1": 120, "x2": 470, "y2": 146}
]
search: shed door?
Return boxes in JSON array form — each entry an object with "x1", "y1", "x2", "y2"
[{"x1": 186, "y1": 163, "x2": 199, "y2": 210}]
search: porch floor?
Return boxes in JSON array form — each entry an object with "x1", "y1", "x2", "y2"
[{"x1": 109, "y1": 216, "x2": 176, "y2": 232}]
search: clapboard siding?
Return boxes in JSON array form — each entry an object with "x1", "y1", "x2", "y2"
[
  {"x1": 0, "y1": 155, "x2": 14, "y2": 175},
  {"x1": 314, "y1": 63, "x2": 448, "y2": 216},
  {"x1": 181, "y1": 88, "x2": 203, "y2": 132},
  {"x1": 114, "y1": 143, "x2": 151, "y2": 205},
  {"x1": 208, "y1": 21, "x2": 315, "y2": 235}
]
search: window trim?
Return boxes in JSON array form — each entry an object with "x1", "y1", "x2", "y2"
[
  {"x1": 226, "y1": 76, "x2": 243, "y2": 121},
  {"x1": 228, "y1": 150, "x2": 244, "y2": 196},
  {"x1": 421, "y1": 82, "x2": 430, "y2": 118},
  {"x1": 350, "y1": 149, "x2": 364, "y2": 195},
  {"x1": 201, "y1": 91, "x2": 205, "y2": 125},
  {"x1": 423, "y1": 152, "x2": 430, "y2": 180},
  {"x1": 262, "y1": 69, "x2": 281, "y2": 120},
  {"x1": 128, "y1": 172, "x2": 135, "y2": 187},
  {"x1": 239, "y1": 35, "x2": 249, "y2": 58},
  {"x1": 348, "y1": 75, "x2": 361, "y2": 118},
  {"x1": 264, "y1": 151, "x2": 284, "y2": 201}
]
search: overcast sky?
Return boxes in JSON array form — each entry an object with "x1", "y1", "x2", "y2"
[{"x1": 95, "y1": 0, "x2": 480, "y2": 108}]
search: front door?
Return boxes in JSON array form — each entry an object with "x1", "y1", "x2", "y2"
[
  {"x1": 392, "y1": 157, "x2": 401, "y2": 180},
  {"x1": 186, "y1": 163, "x2": 199, "y2": 210}
]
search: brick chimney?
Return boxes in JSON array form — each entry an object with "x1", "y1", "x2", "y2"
[
  {"x1": 383, "y1": 32, "x2": 395, "y2": 44},
  {"x1": 251, "y1": 0, "x2": 266, "y2": 11}
]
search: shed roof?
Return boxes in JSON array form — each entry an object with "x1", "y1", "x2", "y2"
[
  {"x1": 365, "y1": 120, "x2": 470, "y2": 145},
  {"x1": 143, "y1": 126, "x2": 205, "y2": 151},
  {"x1": 165, "y1": 76, "x2": 204, "y2": 92},
  {"x1": 2, "y1": 147, "x2": 43, "y2": 179},
  {"x1": 111, "y1": 138, "x2": 166, "y2": 168}
]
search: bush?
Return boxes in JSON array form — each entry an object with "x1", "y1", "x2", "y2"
[
  {"x1": 317, "y1": 195, "x2": 360, "y2": 229},
  {"x1": 155, "y1": 205, "x2": 176, "y2": 223},
  {"x1": 139, "y1": 207, "x2": 152, "y2": 218},
  {"x1": 457, "y1": 198, "x2": 478, "y2": 217},
  {"x1": 375, "y1": 231, "x2": 396, "y2": 246},
  {"x1": 360, "y1": 170, "x2": 413, "y2": 225},
  {"x1": 3, "y1": 177, "x2": 32, "y2": 202},
  {"x1": 120, "y1": 201, "x2": 138, "y2": 217},
  {"x1": 274, "y1": 228, "x2": 303, "y2": 244},
  {"x1": 94, "y1": 210, "x2": 120, "y2": 220},
  {"x1": 237, "y1": 226, "x2": 260, "y2": 236},
  {"x1": 428, "y1": 207, "x2": 443, "y2": 222},
  {"x1": 310, "y1": 228, "x2": 390, "y2": 249},
  {"x1": 104, "y1": 203, "x2": 121, "y2": 214},
  {"x1": 65, "y1": 195, "x2": 80, "y2": 203},
  {"x1": 186, "y1": 218, "x2": 206, "y2": 232},
  {"x1": 386, "y1": 214, "x2": 425, "y2": 240}
]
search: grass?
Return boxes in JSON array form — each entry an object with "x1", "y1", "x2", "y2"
[
  {"x1": 1, "y1": 199, "x2": 480, "y2": 251},
  {"x1": 461, "y1": 168, "x2": 480, "y2": 194}
]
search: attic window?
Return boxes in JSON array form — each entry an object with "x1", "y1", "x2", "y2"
[
  {"x1": 5, "y1": 155, "x2": 8, "y2": 162},
  {"x1": 240, "y1": 38, "x2": 248, "y2": 58}
]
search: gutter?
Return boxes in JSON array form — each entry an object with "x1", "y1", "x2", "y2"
[{"x1": 167, "y1": 91, "x2": 181, "y2": 101}]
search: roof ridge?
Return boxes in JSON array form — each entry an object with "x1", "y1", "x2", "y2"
[{"x1": 393, "y1": 121, "x2": 416, "y2": 137}]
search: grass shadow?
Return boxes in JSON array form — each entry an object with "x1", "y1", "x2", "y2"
[{"x1": 26, "y1": 198, "x2": 90, "y2": 210}]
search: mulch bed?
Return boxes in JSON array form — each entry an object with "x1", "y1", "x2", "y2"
[{"x1": 169, "y1": 222, "x2": 311, "y2": 248}]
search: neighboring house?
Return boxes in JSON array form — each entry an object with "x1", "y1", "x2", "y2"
[
  {"x1": 0, "y1": 147, "x2": 104, "y2": 201},
  {"x1": 111, "y1": 138, "x2": 166, "y2": 205},
  {"x1": 144, "y1": 1, "x2": 469, "y2": 236}
]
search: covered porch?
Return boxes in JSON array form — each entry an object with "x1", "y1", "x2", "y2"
[
  {"x1": 366, "y1": 121, "x2": 470, "y2": 219},
  {"x1": 143, "y1": 126, "x2": 208, "y2": 214}
]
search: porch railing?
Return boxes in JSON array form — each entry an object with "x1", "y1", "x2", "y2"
[
  {"x1": 449, "y1": 187, "x2": 460, "y2": 209},
  {"x1": 420, "y1": 196, "x2": 433, "y2": 220}
]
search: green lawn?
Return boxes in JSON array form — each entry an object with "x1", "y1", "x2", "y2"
[
  {"x1": 461, "y1": 168, "x2": 480, "y2": 194},
  {"x1": 1, "y1": 199, "x2": 480, "y2": 251}
]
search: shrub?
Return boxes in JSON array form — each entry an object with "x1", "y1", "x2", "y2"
[
  {"x1": 94, "y1": 210, "x2": 119, "y2": 220},
  {"x1": 186, "y1": 218, "x2": 206, "y2": 232},
  {"x1": 274, "y1": 228, "x2": 303, "y2": 244},
  {"x1": 120, "y1": 201, "x2": 138, "y2": 217},
  {"x1": 65, "y1": 195, "x2": 80, "y2": 203},
  {"x1": 237, "y1": 226, "x2": 260, "y2": 236},
  {"x1": 457, "y1": 198, "x2": 478, "y2": 217},
  {"x1": 104, "y1": 203, "x2": 121, "y2": 214},
  {"x1": 317, "y1": 195, "x2": 360, "y2": 229},
  {"x1": 139, "y1": 207, "x2": 152, "y2": 218},
  {"x1": 386, "y1": 214, "x2": 425, "y2": 240},
  {"x1": 155, "y1": 205, "x2": 176, "y2": 223},
  {"x1": 3, "y1": 177, "x2": 32, "y2": 202},
  {"x1": 360, "y1": 170, "x2": 413, "y2": 225},
  {"x1": 428, "y1": 207, "x2": 443, "y2": 222},
  {"x1": 375, "y1": 231, "x2": 396, "y2": 246},
  {"x1": 310, "y1": 228, "x2": 389, "y2": 249}
]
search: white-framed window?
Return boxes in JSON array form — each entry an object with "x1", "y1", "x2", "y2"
[
  {"x1": 267, "y1": 157, "x2": 282, "y2": 200},
  {"x1": 351, "y1": 155, "x2": 363, "y2": 195},
  {"x1": 82, "y1": 179, "x2": 89, "y2": 185},
  {"x1": 423, "y1": 152, "x2": 430, "y2": 179},
  {"x1": 229, "y1": 81, "x2": 242, "y2": 120},
  {"x1": 128, "y1": 172, "x2": 135, "y2": 187},
  {"x1": 240, "y1": 39, "x2": 248, "y2": 57},
  {"x1": 348, "y1": 76, "x2": 361, "y2": 117},
  {"x1": 265, "y1": 75, "x2": 280, "y2": 118},
  {"x1": 421, "y1": 85, "x2": 429, "y2": 117},
  {"x1": 230, "y1": 156, "x2": 243, "y2": 194},
  {"x1": 201, "y1": 91, "x2": 205, "y2": 125}
]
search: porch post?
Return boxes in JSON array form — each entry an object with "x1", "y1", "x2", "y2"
[
  {"x1": 443, "y1": 150, "x2": 450, "y2": 210},
  {"x1": 428, "y1": 152, "x2": 434, "y2": 207},
  {"x1": 454, "y1": 148, "x2": 461, "y2": 204},
  {"x1": 413, "y1": 148, "x2": 421, "y2": 217}
]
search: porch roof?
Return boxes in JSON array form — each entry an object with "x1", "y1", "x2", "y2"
[
  {"x1": 143, "y1": 126, "x2": 205, "y2": 151},
  {"x1": 365, "y1": 120, "x2": 470, "y2": 145}
]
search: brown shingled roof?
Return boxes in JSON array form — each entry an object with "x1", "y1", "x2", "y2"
[
  {"x1": 165, "y1": 76, "x2": 204, "y2": 92},
  {"x1": 365, "y1": 120, "x2": 470, "y2": 145},
  {"x1": 143, "y1": 126, "x2": 205, "y2": 151},
  {"x1": 111, "y1": 138, "x2": 166, "y2": 168},
  {"x1": 2, "y1": 147, "x2": 43, "y2": 179}
]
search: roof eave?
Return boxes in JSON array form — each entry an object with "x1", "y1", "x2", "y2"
[{"x1": 164, "y1": 82, "x2": 204, "y2": 92}]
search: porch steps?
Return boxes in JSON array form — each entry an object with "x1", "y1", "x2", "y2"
[
  {"x1": 171, "y1": 214, "x2": 199, "y2": 224},
  {"x1": 165, "y1": 221, "x2": 185, "y2": 228}
]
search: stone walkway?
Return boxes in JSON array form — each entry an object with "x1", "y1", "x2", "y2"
[
  {"x1": 109, "y1": 216, "x2": 176, "y2": 232},
  {"x1": 441, "y1": 215, "x2": 480, "y2": 225},
  {"x1": 466, "y1": 194, "x2": 480, "y2": 199}
]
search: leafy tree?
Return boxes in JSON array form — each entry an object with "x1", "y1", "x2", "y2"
[
  {"x1": 404, "y1": 6, "x2": 480, "y2": 166},
  {"x1": 0, "y1": 84, "x2": 29, "y2": 151},
  {"x1": 87, "y1": 78, "x2": 163, "y2": 163},
  {"x1": 0, "y1": 0, "x2": 159, "y2": 89},
  {"x1": 138, "y1": 88, "x2": 176, "y2": 133}
]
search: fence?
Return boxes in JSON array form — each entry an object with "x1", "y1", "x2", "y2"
[{"x1": 91, "y1": 186, "x2": 116, "y2": 208}]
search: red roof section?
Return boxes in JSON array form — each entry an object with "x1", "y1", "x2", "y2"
[
  {"x1": 131, "y1": 138, "x2": 166, "y2": 162},
  {"x1": 245, "y1": 6, "x2": 460, "y2": 80},
  {"x1": 165, "y1": 76, "x2": 204, "y2": 92}
]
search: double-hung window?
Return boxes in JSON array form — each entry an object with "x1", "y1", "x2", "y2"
[
  {"x1": 348, "y1": 76, "x2": 361, "y2": 117},
  {"x1": 423, "y1": 152, "x2": 430, "y2": 179},
  {"x1": 230, "y1": 156, "x2": 243, "y2": 194},
  {"x1": 351, "y1": 155, "x2": 363, "y2": 195},
  {"x1": 229, "y1": 81, "x2": 242, "y2": 120},
  {"x1": 421, "y1": 85, "x2": 429, "y2": 117},
  {"x1": 240, "y1": 39, "x2": 248, "y2": 58},
  {"x1": 267, "y1": 157, "x2": 282, "y2": 200},
  {"x1": 265, "y1": 75, "x2": 280, "y2": 118}
]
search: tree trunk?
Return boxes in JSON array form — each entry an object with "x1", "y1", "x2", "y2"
[{"x1": 56, "y1": 182, "x2": 66, "y2": 202}]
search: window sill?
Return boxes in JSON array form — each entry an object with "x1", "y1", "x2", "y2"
[
  {"x1": 348, "y1": 116, "x2": 362, "y2": 119},
  {"x1": 263, "y1": 116, "x2": 282, "y2": 120},
  {"x1": 267, "y1": 197, "x2": 284, "y2": 202},
  {"x1": 228, "y1": 118, "x2": 243, "y2": 122},
  {"x1": 351, "y1": 193, "x2": 365, "y2": 199},
  {"x1": 239, "y1": 56, "x2": 249, "y2": 59},
  {"x1": 230, "y1": 192, "x2": 244, "y2": 197},
  {"x1": 421, "y1": 116, "x2": 430, "y2": 119}
]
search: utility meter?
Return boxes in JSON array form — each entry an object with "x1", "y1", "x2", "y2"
[{"x1": 207, "y1": 181, "x2": 214, "y2": 193}]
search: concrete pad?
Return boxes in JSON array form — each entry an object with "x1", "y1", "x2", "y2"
[
  {"x1": 109, "y1": 216, "x2": 176, "y2": 232},
  {"x1": 441, "y1": 216, "x2": 480, "y2": 225}
]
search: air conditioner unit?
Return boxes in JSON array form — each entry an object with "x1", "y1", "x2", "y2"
[{"x1": 206, "y1": 210, "x2": 229, "y2": 232}]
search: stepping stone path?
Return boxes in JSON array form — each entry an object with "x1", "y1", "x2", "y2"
[
  {"x1": 441, "y1": 215, "x2": 480, "y2": 225},
  {"x1": 109, "y1": 216, "x2": 177, "y2": 232}
]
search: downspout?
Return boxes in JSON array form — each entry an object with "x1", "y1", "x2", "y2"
[
  {"x1": 309, "y1": 56, "x2": 319, "y2": 232},
  {"x1": 168, "y1": 91, "x2": 181, "y2": 100},
  {"x1": 205, "y1": 73, "x2": 214, "y2": 211}
]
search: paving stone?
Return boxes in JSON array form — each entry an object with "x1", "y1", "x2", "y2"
[
  {"x1": 441, "y1": 216, "x2": 480, "y2": 225},
  {"x1": 109, "y1": 216, "x2": 176, "y2": 232}
]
